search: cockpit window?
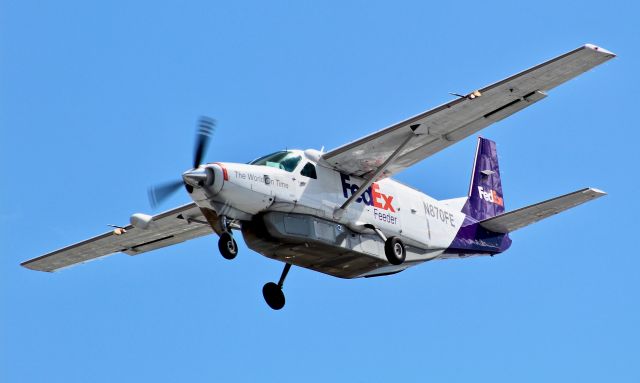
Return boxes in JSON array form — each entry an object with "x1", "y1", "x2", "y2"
[
  {"x1": 300, "y1": 162, "x2": 317, "y2": 179},
  {"x1": 249, "y1": 151, "x2": 302, "y2": 172}
]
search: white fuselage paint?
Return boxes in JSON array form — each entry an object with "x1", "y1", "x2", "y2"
[{"x1": 189, "y1": 150, "x2": 466, "y2": 274}]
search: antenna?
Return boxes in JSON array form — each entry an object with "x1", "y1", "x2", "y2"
[
  {"x1": 449, "y1": 90, "x2": 482, "y2": 100},
  {"x1": 107, "y1": 224, "x2": 127, "y2": 235}
]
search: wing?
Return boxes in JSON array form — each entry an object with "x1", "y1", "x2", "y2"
[
  {"x1": 479, "y1": 188, "x2": 605, "y2": 234},
  {"x1": 21, "y1": 203, "x2": 215, "y2": 272},
  {"x1": 321, "y1": 44, "x2": 615, "y2": 178}
]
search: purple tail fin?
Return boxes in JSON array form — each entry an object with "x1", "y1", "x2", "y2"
[{"x1": 462, "y1": 137, "x2": 505, "y2": 220}]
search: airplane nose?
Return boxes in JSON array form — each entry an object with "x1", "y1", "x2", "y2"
[
  {"x1": 182, "y1": 168, "x2": 212, "y2": 187},
  {"x1": 182, "y1": 164, "x2": 225, "y2": 197}
]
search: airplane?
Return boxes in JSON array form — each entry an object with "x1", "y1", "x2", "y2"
[{"x1": 22, "y1": 44, "x2": 615, "y2": 310}]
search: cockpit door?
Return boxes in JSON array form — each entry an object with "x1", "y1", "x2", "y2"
[{"x1": 296, "y1": 162, "x2": 328, "y2": 217}]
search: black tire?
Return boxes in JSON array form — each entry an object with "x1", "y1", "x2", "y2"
[
  {"x1": 262, "y1": 282, "x2": 285, "y2": 310},
  {"x1": 218, "y1": 232, "x2": 238, "y2": 260},
  {"x1": 384, "y1": 236, "x2": 406, "y2": 265}
]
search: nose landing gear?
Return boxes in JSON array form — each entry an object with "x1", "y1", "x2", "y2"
[
  {"x1": 262, "y1": 263, "x2": 291, "y2": 310},
  {"x1": 217, "y1": 216, "x2": 238, "y2": 260},
  {"x1": 218, "y1": 232, "x2": 238, "y2": 260},
  {"x1": 215, "y1": 215, "x2": 291, "y2": 310}
]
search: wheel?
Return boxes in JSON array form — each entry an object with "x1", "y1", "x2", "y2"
[
  {"x1": 262, "y1": 282, "x2": 285, "y2": 310},
  {"x1": 384, "y1": 236, "x2": 406, "y2": 265},
  {"x1": 218, "y1": 232, "x2": 238, "y2": 260}
]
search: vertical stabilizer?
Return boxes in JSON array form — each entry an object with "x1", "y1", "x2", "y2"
[{"x1": 462, "y1": 137, "x2": 505, "y2": 220}]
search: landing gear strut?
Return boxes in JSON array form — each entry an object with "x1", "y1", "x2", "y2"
[
  {"x1": 365, "y1": 223, "x2": 406, "y2": 265},
  {"x1": 217, "y1": 216, "x2": 238, "y2": 260},
  {"x1": 262, "y1": 263, "x2": 291, "y2": 310}
]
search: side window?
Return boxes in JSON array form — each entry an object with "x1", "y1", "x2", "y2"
[{"x1": 300, "y1": 162, "x2": 317, "y2": 179}]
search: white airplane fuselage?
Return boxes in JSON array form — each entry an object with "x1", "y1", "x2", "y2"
[{"x1": 186, "y1": 149, "x2": 475, "y2": 278}]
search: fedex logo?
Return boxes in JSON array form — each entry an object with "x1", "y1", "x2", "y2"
[
  {"x1": 341, "y1": 174, "x2": 396, "y2": 212},
  {"x1": 477, "y1": 186, "x2": 504, "y2": 206}
]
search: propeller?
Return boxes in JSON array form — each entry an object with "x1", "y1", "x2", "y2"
[
  {"x1": 147, "y1": 116, "x2": 216, "y2": 208},
  {"x1": 148, "y1": 180, "x2": 183, "y2": 209},
  {"x1": 193, "y1": 116, "x2": 216, "y2": 169}
]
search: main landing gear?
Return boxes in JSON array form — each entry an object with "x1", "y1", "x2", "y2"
[
  {"x1": 262, "y1": 263, "x2": 291, "y2": 310},
  {"x1": 217, "y1": 216, "x2": 238, "y2": 260},
  {"x1": 384, "y1": 236, "x2": 406, "y2": 265},
  {"x1": 364, "y1": 224, "x2": 406, "y2": 265}
]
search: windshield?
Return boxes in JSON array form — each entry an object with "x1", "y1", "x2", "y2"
[{"x1": 249, "y1": 151, "x2": 302, "y2": 172}]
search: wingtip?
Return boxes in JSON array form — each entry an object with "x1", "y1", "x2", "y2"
[
  {"x1": 20, "y1": 261, "x2": 53, "y2": 272},
  {"x1": 584, "y1": 43, "x2": 616, "y2": 57},
  {"x1": 586, "y1": 187, "x2": 607, "y2": 197}
]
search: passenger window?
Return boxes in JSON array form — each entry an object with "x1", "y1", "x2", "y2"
[{"x1": 300, "y1": 162, "x2": 317, "y2": 179}]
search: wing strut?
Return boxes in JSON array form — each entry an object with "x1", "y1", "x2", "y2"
[{"x1": 334, "y1": 124, "x2": 420, "y2": 218}]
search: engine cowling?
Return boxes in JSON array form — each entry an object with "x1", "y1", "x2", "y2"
[{"x1": 207, "y1": 164, "x2": 225, "y2": 195}]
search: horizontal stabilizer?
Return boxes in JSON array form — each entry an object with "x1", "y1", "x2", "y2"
[{"x1": 478, "y1": 188, "x2": 606, "y2": 233}]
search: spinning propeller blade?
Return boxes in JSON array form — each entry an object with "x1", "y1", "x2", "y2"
[
  {"x1": 193, "y1": 116, "x2": 215, "y2": 169},
  {"x1": 148, "y1": 180, "x2": 183, "y2": 209},
  {"x1": 147, "y1": 116, "x2": 216, "y2": 208}
]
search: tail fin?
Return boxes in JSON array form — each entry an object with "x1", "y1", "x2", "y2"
[{"x1": 462, "y1": 137, "x2": 505, "y2": 220}]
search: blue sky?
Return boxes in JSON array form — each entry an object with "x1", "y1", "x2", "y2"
[{"x1": 1, "y1": 1, "x2": 638, "y2": 382}]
